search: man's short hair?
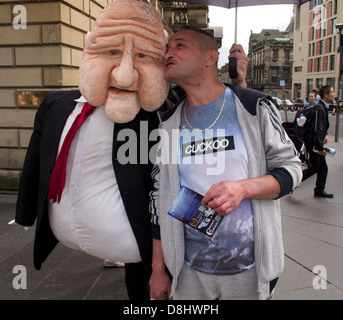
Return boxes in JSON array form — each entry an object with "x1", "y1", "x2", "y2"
[{"x1": 180, "y1": 26, "x2": 218, "y2": 52}]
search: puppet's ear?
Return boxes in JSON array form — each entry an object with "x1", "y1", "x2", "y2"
[
  {"x1": 164, "y1": 29, "x2": 169, "y2": 42},
  {"x1": 84, "y1": 31, "x2": 91, "y2": 48}
]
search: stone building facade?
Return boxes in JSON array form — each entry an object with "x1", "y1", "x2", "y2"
[
  {"x1": 246, "y1": 29, "x2": 293, "y2": 99},
  {"x1": 292, "y1": 0, "x2": 342, "y2": 99}
]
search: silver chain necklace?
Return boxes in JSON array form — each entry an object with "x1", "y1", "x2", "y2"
[{"x1": 183, "y1": 90, "x2": 226, "y2": 132}]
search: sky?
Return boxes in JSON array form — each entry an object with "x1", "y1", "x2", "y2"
[{"x1": 208, "y1": 4, "x2": 295, "y2": 67}]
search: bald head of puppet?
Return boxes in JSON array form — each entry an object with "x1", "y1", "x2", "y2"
[{"x1": 78, "y1": 0, "x2": 169, "y2": 123}]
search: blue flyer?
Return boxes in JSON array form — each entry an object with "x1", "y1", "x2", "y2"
[{"x1": 168, "y1": 186, "x2": 223, "y2": 237}]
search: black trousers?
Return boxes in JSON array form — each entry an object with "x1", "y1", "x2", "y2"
[
  {"x1": 302, "y1": 144, "x2": 328, "y2": 193},
  {"x1": 125, "y1": 262, "x2": 150, "y2": 300}
]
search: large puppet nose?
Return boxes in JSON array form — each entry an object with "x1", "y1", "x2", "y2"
[{"x1": 112, "y1": 54, "x2": 139, "y2": 88}]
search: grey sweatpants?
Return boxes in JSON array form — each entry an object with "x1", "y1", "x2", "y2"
[{"x1": 173, "y1": 263, "x2": 268, "y2": 300}]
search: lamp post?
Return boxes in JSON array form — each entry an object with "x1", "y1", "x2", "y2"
[{"x1": 335, "y1": 24, "x2": 343, "y2": 142}]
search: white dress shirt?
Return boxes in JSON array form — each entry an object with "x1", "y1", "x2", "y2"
[{"x1": 48, "y1": 97, "x2": 141, "y2": 263}]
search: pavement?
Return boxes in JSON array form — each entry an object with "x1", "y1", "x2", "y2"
[{"x1": 0, "y1": 136, "x2": 343, "y2": 301}]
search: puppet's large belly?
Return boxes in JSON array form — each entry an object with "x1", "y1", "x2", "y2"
[
  {"x1": 48, "y1": 106, "x2": 142, "y2": 263},
  {"x1": 48, "y1": 185, "x2": 142, "y2": 263}
]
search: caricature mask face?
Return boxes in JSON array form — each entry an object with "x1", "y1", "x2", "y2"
[{"x1": 78, "y1": 0, "x2": 169, "y2": 123}]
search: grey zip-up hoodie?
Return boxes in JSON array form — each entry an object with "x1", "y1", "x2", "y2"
[{"x1": 150, "y1": 85, "x2": 302, "y2": 299}]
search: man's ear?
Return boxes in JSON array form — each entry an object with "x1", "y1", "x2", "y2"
[{"x1": 205, "y1": 50, "x2": 219, "y2": 67}]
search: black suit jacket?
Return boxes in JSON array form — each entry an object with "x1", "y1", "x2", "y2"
[
  {"x1": 304, "y1": 100, "x2": 329, "y2": 151},
  {"x1": 15, "y1": 90, "x2": 158, "y2": 276}
]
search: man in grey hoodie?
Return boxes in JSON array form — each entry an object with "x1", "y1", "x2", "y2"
[{"x1": 149, "y1": 27, "x2": 302, "y2": 300}]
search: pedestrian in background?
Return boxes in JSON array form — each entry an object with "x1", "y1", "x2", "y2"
[{"x1": 302, "y1": 85, "x2": 335, "y2": 198}]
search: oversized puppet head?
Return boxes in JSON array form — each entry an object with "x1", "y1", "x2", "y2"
[{"x1": 78, "y1": 0, "x2": 169, "y2": 123}]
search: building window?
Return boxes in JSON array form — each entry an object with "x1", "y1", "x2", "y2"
[
  {"x1": 330, "y1": 54, "x2": 335, "y2": 70},
  {"x1": 319, "y1": 40, "x2": 324, "y2": 54},
  {"x1": 316, "y1": 24, "x2": 322, "y2": 39},
  {"x1": 332, "y1": 18, "x2": 337, "y2": 34},
  {"x1": 327, "y1": 1, "x2": 332, "y2": 17},
  {"x1": 333, "y1": 35, "x2": 336, "y2": 51},
  {"x1": 316, "y1": 78, "x2": 324, "y2": 88},
  {"x1": 283, "y1": 68, "x2": 291, "y2": 84},
  {"x1": 310, "y1": 0, "x2": 316, "y2": 10},
  {"x1": 314, "y1": 58, "x2": 318, "y2": 72},
  {"x1": 327, "y1": 78, "x2": 335, "y2": 87},
  {"x1": 295, "y1": 66, "x2": 303, "y2": 72},
  {"x1": 309, "y1": 27, "x2": 315, "y2": 41},
  {"x1": 272, "y1": 49, "x2": 279, "y2": 60},
  {"x1": 254, "y1": 70, "x2": 258, "y2": 85},
  {"x1": 271, "y1": 68, "x2": 278, "y2": 83},
  {"x1": 284, "y1": 50, "x2": 290, "y2": 60},
  {"x1": 322, "y1": 56, "x2": 328, "y2": 71},
  {"x1": 322, "y1": 4, "x2": 326, "y2": 22},
  {"x1": 310, "y1": 0, "x2": 325, "y2": 10}
]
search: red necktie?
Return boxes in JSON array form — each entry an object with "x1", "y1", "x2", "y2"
[{"x1": 48, "y1": 102, "x2": 96, "y2": 204}]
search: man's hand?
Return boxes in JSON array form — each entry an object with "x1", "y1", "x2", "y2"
[
  {"x1": 149, "y1": 267, "x2": 171, "y2": 300},
  {"x1": 201, "y1": 180, "x2": 245, "y2": 216},
  {"x1": 229, "y1": 44, "x2": 248, "y2": 88},
  {"x1": 149, "y1": 239, "x2": 172, "y2": 300},
  {"x1": 202, "y1": 176, "x2": 281, "y2": 216},
  {"x1": 318, "y1": 149, "x2": 327, "y2": 156}
]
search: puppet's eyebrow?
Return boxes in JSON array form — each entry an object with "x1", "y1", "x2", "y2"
[
  {"x1": 88, "y1": 34, "x2": 123, "y2": 49},
  {"x1": 87, "y1": 33, "x2": 165, "y2": 57}
]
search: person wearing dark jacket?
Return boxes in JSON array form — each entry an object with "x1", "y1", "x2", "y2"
[{"x1": 302, "y1": 85, "x2": 335, "y2": 198}]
